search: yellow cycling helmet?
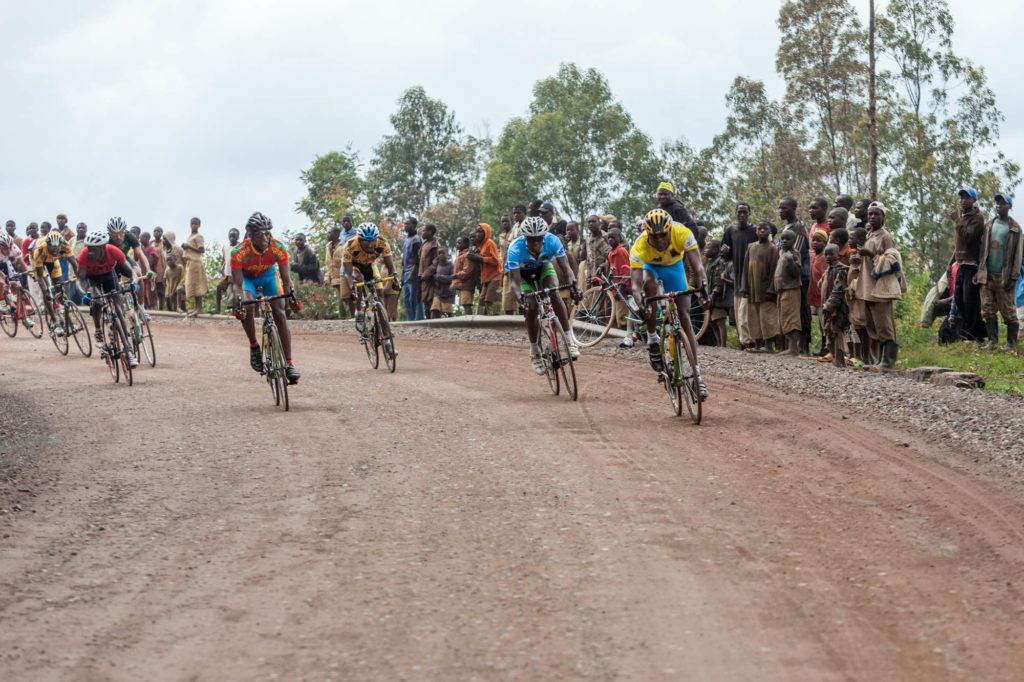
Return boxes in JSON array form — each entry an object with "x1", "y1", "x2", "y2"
[{"x1": 642, "y1": 208, "x2": 673, "y2": 235}]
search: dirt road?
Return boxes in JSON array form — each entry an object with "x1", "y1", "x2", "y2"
[{"x1": 2, "y1": 323, "x2": 1023, "y2": 680}]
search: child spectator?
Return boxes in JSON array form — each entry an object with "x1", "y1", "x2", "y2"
[
  {"x1": 451, "y1": 235, "x2": 476, "y2": 316},
  {"x1": 818, "y1": 243, "x2": 850, "y2": 367},
  {"x1": 704, "y1": 239, "x2": 729, "y2": 347},
  {"x1": 740, "y1": 221, "x2": 781, "y2": 352},
  {"x1": 846, "y1": 227, "x2": 872, "y2": 362},
  {"x1": 606, "y1": 228, "x2": 637, "y2": 348},
  {"x1": 431, "y1": 248, "x2": 455, "y2": 318},
  {"x1": 807, "y1": 227, "x2": 829, "y2": 355},
  {"x1": 774, "y1": 229, "x2": 803, "y2": 354},
  {"x1": 164, "y1": 253, "x2": 185, "y2": 312}
]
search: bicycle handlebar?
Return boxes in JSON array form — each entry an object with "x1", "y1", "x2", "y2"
[
  {"x1": 522, "y1": 283, "x2": 575, "y2": 298},
  {"x1": 355, "y1": 276, "x2": 396, "y2": 289},
  {"x1": 237, "y1": 291, "x2": 297, "y2": 306}
]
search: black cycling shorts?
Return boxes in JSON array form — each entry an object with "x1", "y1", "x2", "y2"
[{"x1": 86, "y1": 271, "x2": 119, "y2": 296}]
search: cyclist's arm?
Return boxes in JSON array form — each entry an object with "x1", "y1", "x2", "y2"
[
  {"x1": 132, "y1": 245, "x2": 151, "y2": 274},
  {"x1": 509, "y1": 268, "x2": 523, "y2": 306},
  {"x1": 555, "y1": 254, "x2": 575, "y2": 288},
  {"x1": 684, "y1": 248, "x2": 708, "y2": 293},
  {"x1": 630, "y1": 268, "x2": 646, "y2": 308},
  {"x1": 231, "y1": 268, "x2": 244, "y2": 297},
  {"x1": 279, "y1": 261, "x2": 294, "y2": 296},
  {"x1": 342, "y1": 261, "x2": 354, "y2": 291}
]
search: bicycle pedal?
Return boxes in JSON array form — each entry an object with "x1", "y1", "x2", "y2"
[{"x1": 657, "y1": 374, "x2": 665, "y2": 383}]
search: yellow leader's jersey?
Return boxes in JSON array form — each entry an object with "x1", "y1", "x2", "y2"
[{"x1": 628, "y1": 223, "x2": 699, "y2": 268}]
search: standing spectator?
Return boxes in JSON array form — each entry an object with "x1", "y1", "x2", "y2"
[
  {"x1": 852, "y1": 199, "x2": 870, "y2": 228},
  {"x1": 834, "y1": 195, "x2": 860, "y2": 229},
  {"x1": 431, "y1": 248, "x2": 455, "y2": 318},
  {"x1": 948, "y1": 188, "x2": 988, "y2": 341},
  {"x1": 655, "y1": 181, "x2": 697, "y2": 228},
  {"x1": 181, "y1": 217, "x2": 209, "y2": 317},
  {"x1": 819, "y1": 243, "x2": 850, "y2": 366},
  {"x1": 579, "y1": 214, "x2": 610, "y2": 282},
  {"x1": 5, "y1": 220, "x2": 22, "y2": 249},
  {"x1": 339, "y1": 214, "x2": 357, "y2": 246},
  {"x1": 563, "y1": 221, "x2": 582, "y2": 271},
  {"x1": 499, "y1": 214, "x2": 517, "y2": 315},
  {"x1": 539, "y1": 202, "x2": 566, "y2": 237},
  {"x1": 740, "y1": 221, "x2": 781, "y2": 352},
  {"x1": 847, "y1": 227, "x2": 872, "y2": 361},
  {"x1": 418, "y1": 223, "x2": 440, "y2": 312},
  {"x1": 164, "y1": 253, "x2": 185, "y2": 312},
  {"x1": 977, "y1": 193, "x2": 1022, "y2": 350},
  {"x1": 139, "y1": 232, "x2": 161, "y2": 308},
  {"x1": 71, "y1": 223, "x2": 88, "y2": 257},
  {"x1": 722, "y1": 203, "x2": 759, "y2": 349},
  {"x1": 510, "y1": 204, "x2": 526, "y2": 239},
  {"x1": 451, "y1": 235, "x2": 476, "y2": 315},
  {"x1": 325, "y1": 225, "x2": 348, "y2": 319},
  {"x1": 215, "y1": 228, "x2": 240, "y2": 313},
  {"x1": 808, "y1": 199, "x2": 830, "y2": 247},
  {"x1": 807, "y1": 227, "x2": 829, "y2": 355},
  {"x1": 290, "y1": 233, "x2": 322, "y2": 284},
  {"x1": 778, "y1": 196, "x2": 812, "y2": 354},
  {"x1": 774, "y1": 229, "x2": 803, "y2": 355},
  {"x1": 467, "y1": 223, "x2": 500, "y2": 315},
  {"x1": 56, "y1": 214, "x2": 73, "y2": 241},
  {"x1": 150, "y1": 227, "x2": 167, "y2": 310},
  {"x1": 606, "y1": 227, "x2": 635, "y2": 347},
  {"x1": 401, "y1": 217, "x2": 423, "y2": 320},
  {"x1": 130, "y1": 225, "x2": 142, "y2": 240},
  {"x1": 704, "y1": 238, "x2": 729, "y2": 347},
  {"x1": 860, "y1": 202, "x2": 902, "y2": 368}
]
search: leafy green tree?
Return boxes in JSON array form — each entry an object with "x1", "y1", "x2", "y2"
[
  {"x1": 367, "y1": 86, "x2": 476, "y2": 218},
  {"x1": 296, "y1": 148, "x2": 364, "y2": 223},
  {"x1": 659, "y1": 137, "x2": 722, "y2": 228},
  {"x1": 777, "y1": 0, "x2": 868, "y2": 196},
  {"x1": 877, "y1": 0, "x2": 1020, "y2": 277},
  {"x1": 482, "y1": 63, "x2": 658, "y2": 223},
  {"x1": 421, "y1": 184, "x2": 483, "y2": 249}
]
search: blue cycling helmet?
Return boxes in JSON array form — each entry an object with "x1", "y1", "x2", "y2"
[{"x1": 356, "y1": 222, "x2": 380, "y2": 241}]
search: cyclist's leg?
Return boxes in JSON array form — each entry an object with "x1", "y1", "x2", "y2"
[
  {"x1": 238, "y1": 289, "x2": 258, "y2": 344},
  {"x1": 545, "y1": 272, "x2": 571, "y2": 334},
  {"x1": 640, "y1": 268, "x2": 661, "y2": 335},
  {"x1": 520, "y1": 269, "x2": 542, "y2": 344}
]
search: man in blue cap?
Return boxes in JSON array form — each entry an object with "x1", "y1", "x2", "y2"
[
  {"x1": 976, "y1": 193, "x2": 1022, "y2": 350},
  {"x1": 948, "y1": 188, "x2": 988, "y2": 341}
]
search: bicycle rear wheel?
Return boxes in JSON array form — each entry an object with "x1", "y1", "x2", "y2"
[
  {"x1": 537, "y1": 318, "x2": 560, "y2": 395},
  {"x1": 570, "y1": 287, "x2": 613, "y2": 348},
  {"x1": 689, "y1": 297, "x2": 710, "y2": 342},
  {"x1": 0, "y1": 303, "x2": 16, "y2": 337},
  {"x1": 376, "y1": 302, "x2": 397, "y2": 373},
  {"x1": 135, "y1": 309, "x2": 156, "y2": 366},
  {"x1": 662, "y1": 329, "x2": 683, "y2": 416},
  {"x1": 552, "y1": 323, "x2": 578, "y2": 401},
  {"x1": 47, "y1": 306, "x2": 70, "y2": 355},
  {"x1": 21, "y1": 291, "x2": 44, "y2": 339},
  {"x1": 678, "y1": 330, "x2": 701, "y2": 425},
  {"x1": 68, "y1": 305, "x2": 92, "y2": 357}
]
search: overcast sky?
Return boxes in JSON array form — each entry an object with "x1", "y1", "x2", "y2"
[{"x1": 1, "y1": 0, "x2": 1018, "y2": 244}]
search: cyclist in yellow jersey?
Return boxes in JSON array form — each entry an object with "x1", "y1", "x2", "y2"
[
  {"x1": 32, "y1": 232, "x2": 75, "y2": 335},
  {"x1": 342, "y1": 223, "x2": 400, "y2": 333},
  {"x1": 629, "y1": 208, "x2": 709, "y2": 398}
]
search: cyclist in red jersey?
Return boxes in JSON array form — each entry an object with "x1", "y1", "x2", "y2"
[
  {"x1": 76, "y1": 230, "x2": 139, "y2": 366},
  {"x1": 230, "y1": 212, "x2": 301, "y2": 383}
]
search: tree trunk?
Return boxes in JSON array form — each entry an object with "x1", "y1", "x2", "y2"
[{"x1": 869, "y1": 0, "x2": 878, "y2": 200}]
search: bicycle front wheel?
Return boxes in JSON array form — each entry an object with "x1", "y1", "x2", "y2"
[
  {"x1": 0, "y1": 303, "x2": 16, "y2": 337},
  {"x1": 114, "y1": 315, "x2": 133, "y2": 386},
  {"x1": 552, "y1": 323, "x2": 578, "y2": 401},
  {"x1": 136, "y1": 311, "x2": 156, "y2": 366},
  {"x1": 68, "y1": 305, "x2": 92, "y2": 357},
  {"x1": 677, "y1": 330, "x2": 702, "y2": 425},
  {"x1": 21, "y1": 291, "x2": 44, "y2": 339},
  {"x1": 375, "y1": 302, "x2": 397, "y2": 373},
  {"x1": 364, "y1": 306, "x2": 380, "y2": 369},
  {"x1": 662, "y1": 329, "x2": 683, "y2": 416},
  {"x1": 537, "y1": 318, "x2": 559, "y2": 395},
  {"x1": 104, "y1": 314, "x2": 120, "y2": 383},
  {"x1": 48, "y1": 307, "x2": 69, "y2": 355},
  {"x1": 264, "y1": 323, "x2": 288, "y2": 411},
  {"x1": 570, "y1": 287, "x2": 613, "y2": 348}
]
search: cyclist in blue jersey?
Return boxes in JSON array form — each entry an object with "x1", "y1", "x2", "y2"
[{"x1": 507, "y1": 216, "x2": 580, "y2": 374}]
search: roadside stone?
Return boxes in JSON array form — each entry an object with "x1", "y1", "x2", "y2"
[{"x1": 930, "y1": 372, "x2": 986, "y2": 389}]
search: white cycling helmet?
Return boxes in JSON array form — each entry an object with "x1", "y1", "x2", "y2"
[
  {"x1": 106, "y1": 216, "x2": 127, "y2": 234},
  {"x1": 84, "y1": 230, "x2": 110, "y2": 247},
  {"x1": 519, "y1": 216, "x2": 549, "y2": 237}
]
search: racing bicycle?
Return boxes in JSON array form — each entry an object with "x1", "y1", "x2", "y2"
[
  {"x1": 87, "y1": 285, "x2": 136, "y2": 386},
  {"x1": 0, "y1": 272, "x2": 44, "y2": 339},
  {"x1": 120, "y1": 279, "x2": 156, "y2": 367},
  {"x1": 569, "y1": 271, "x2": 635, "y2": 348},
  {"x1": 524, "y1": 284, "x2": 578, "y2": 401},
  {"x1": 238, "y1": 288, "x2": 296, "y2": 411},
  {"x1": 355, "y1": 277, "x2": 397, "y2": 373}
]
